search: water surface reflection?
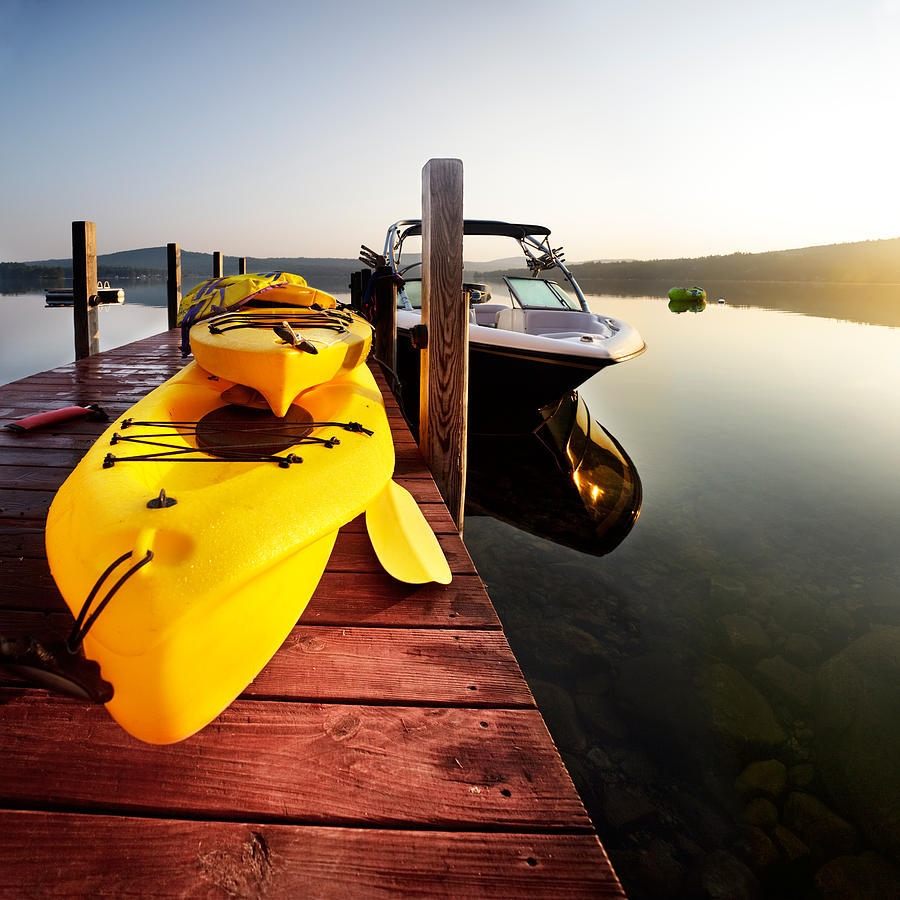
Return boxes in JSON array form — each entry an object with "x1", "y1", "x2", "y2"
[
  {"x1": 466, "y1": 391, "x2": 641, "y2": 557},
  {"x1": 463, "y1": 294, "x2": 900, "y2": 899}
]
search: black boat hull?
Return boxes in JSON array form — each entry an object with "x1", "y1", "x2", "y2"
[{"x1": 395, "y1": 326, "x2": 615, "y2": 433}]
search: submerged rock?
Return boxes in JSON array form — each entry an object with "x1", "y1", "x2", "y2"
[
  {"x1": 707, "y1": 575, "x2": 749, "y2": 615},
  {"x1": 528, "y1": 679, "x2": 588, "y2": 751},
  {"x1": 698, "y1": 663, "x2": 786, "y2": 753},
  {"x1": 735, "y1": 758, "x2": 787, "y2": 800},
  {"x1": 741, "y1": 797, "x2": 779, "y2": 829},
  {"x1": 783, "y1": 791, "x2": 859, "y2": 859},
  {"x1": 600, "y1": 782, "x2": 658, "y2": 832},
  {"x1": 782, "y1": 632, "x2": 824, "y2": 667},
  {"x1": 771, "y1": 825, "x2": 811, "y2": 862},
  {"x1": 520, "y1": 619, "x2": 607, "y2": 675},
  {"x1": 735, "y1": 825, "x2": 781, "y2": 872},
  {"x1": 685, "y1": 850, "x2": 762, "y2": 900},
  {"x1": 718, "y1": 614, "x2": 774, "y2": 661},
  {"x1": 613, "y1": 651, "x2": 712, "y2": 770},
  {"x1": 814, "y1": 626, "x2": 900, "y2": 863},
  {"x1": 754, "y1": 655, "x2": 814, "y2": 710},
  {"x1": 815, "y1": 851, "x2": 900, "y2": 900}
]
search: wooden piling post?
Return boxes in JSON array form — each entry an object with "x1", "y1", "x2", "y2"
[
  {"x1": 350, "y1": 269, "x2": 371, "y2": 309},
  {"x1": 373, "y1": 265, "x2": 397, "y2": 378},
  {"x1": 238, "y1": 257, "x2": 247, "y2": 275},
  {"x1": 419, "y1": 158, "x2": 466, "y2": 532},
  {"x1": 72, "y1": 221, "x2": 99, "y2": 359},
  {"x1": 213, "y1": 252, "x2": 224, "y2": 278},
  {"x1": 167, "y1": 243, "x2": 182, "y2": 329}
]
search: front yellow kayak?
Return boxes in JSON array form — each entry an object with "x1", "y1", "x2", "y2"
[
  {"x1": 45, "y1": 361, "x2": 394, "y2": 744},
  {"x1": 190, "y1": 306, "x2": 373, "y2": 417}
]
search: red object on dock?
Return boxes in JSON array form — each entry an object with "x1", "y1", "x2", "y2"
[{"x1": 5, "y1": 404, "x2": 105, "y2": 433}]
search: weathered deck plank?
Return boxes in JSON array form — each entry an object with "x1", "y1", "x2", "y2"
[
  {"x1": 0, "y1": 692, "x2": 588, "y2": 832},
  {"x1": 0, "y1": 328, "x2": 625, "y2": 897},
  {"x1": 0, "y1": 811, "x2": 623, "y2": 899}
]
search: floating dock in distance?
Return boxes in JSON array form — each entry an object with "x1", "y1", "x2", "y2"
[
  {"x1": 0, "y1": 327, "x2": 625, "y2": 897},
  {"x1": 45, "y1": 281, "x2": 125, "y2": 307}
]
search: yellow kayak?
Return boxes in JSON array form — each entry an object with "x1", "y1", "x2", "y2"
[
  {"x1": 190, "y1": 306, "x2": 373, "y2": 417},
  {"x1": 45, "y1": 361, "x2": 395, "y2": 744}
]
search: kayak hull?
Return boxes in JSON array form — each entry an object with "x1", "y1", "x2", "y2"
[
  {"x1": 95, "y1": 531, "x2": 338, "y2": 744},
  {"x1": 46, "y1": 361, "x2": 394, "y2": 744}
]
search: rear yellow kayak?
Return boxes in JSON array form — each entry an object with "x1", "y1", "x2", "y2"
[
  {"x1": 190, "y1": 306, "x2": 372, "y2": 416},
  {"x1": 45, "y1": 361, "x2": 394, "y2": 744}
]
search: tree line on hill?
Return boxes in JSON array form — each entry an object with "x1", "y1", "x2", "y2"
[
  {"x1": 5, "y1": 236, "x2": 899, "y2": 294},
  {"x1": 570, "y1": 237, "x2": 900, "y2": 285},
  {"x1": 0, "y1": 262, "x2": 67, "y2": 291},
  {"x1": 1, "y1": 248, "x2": 361, "y2": 294}
]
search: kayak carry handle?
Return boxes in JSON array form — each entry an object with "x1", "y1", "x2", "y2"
[{"x1": 273, "y1": 322, "x2": 319, "y2": 354}]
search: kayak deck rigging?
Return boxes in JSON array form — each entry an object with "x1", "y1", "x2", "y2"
[
  {"x1": 206, "y1": 308, "x2": 353, "y2": 336},
  {"x1": 102, "y1": 409, "x2": 374, "y2": 467}
]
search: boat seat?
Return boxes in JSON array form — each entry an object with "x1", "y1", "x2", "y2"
[
  {"x1": 470, "y1": 303, "x2": 508, "y2": 327},
  {"x1": 496, "y1": 308, "x2": 609, "y2": 337},
  {"x1": 495, "y1": 308, "x2": 526, "y2": 332}
]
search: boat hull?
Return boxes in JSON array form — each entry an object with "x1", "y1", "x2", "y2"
[{"x1": 396, "y1": 321, "x2": 640, "y2": 432}]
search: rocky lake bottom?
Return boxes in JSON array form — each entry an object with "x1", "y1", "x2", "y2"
[{"x1": 463, "y1": 294, "x2": 900, "y2": 899}]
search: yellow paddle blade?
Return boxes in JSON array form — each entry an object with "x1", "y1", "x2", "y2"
[{"x1": 365, "y1": 480, "x2": 452, "y2": 584}]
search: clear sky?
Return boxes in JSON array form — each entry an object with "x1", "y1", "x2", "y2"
[{"x1": 1, "y1": 0, "x2": 898, "y2": 263}]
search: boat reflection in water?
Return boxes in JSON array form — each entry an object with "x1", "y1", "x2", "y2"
[{"x1": 465, "y1": 391, "x2": 642, "y2": 556}]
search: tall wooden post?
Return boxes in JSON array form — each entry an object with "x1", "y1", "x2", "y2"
[
  {"x1": 72, "y1": 221, "x2": 99, "y2": 359},
  {"x1": 419, "y1": 158, "x2": 466, "y2": 532},
  {"x1": 238, "y1": 257, "x2": 247, "y2": 275},
  {"x1": 373, "y1": 265, "x2": 397, "y2": 377},
  {"x1": 167, "y1": 243, "x2": 182, "y2": 329},
  {"x1": 213, "y1": 251, "x2": 224, "y2": 278}
]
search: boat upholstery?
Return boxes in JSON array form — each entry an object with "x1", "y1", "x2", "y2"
[
  {"x1": 496, "y1": 308, "x2": 611, "y2": 337},
  {"x1": 470, "y1": 303, "x2": 508, "y2": 327}
]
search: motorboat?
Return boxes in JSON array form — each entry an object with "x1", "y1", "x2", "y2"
[
  {"x1": 466, "y1": 390, "x2": 642, "y2": 556},
  {"x1": 372, "y1": 220, "x2": 645, "y2": 429}
]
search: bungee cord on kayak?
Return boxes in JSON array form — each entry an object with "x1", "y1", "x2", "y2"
[
  {"x1": 102, "y1": 413, "x2": 374, "y2": 467},
  {"x1": 206, "y1": 309, "x2": 353, "y2": 337},
  {"x1": 66, "y1": 549, "x2": 155, "y2": 653}
]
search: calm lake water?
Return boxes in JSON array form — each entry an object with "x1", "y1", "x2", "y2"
[
  {"x1": 464, "y1": 289, "x2": 900, "y2": 899},
  {"x1": 3, "y1": 283, "x2": 900, "y2": 898}
]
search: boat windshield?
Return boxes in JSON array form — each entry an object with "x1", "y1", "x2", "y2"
[
  {"x1": 506, "y1": 277, "x2": 580, "y2": 310},
  {"x1": 402, "y1": 280, "x2": 422, "y2": 308}
]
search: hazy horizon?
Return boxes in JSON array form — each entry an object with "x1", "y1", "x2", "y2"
[
  {"x1": 2, "y1": 0, "x2": 898, "y2": 263},
  {"x1": 15, "y1": 232, "x2": 900, "y2": 269}
]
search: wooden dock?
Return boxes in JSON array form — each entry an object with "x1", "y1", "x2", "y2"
[{"x1": 0, "y1": 328, "x2": 624, "y2": 897}]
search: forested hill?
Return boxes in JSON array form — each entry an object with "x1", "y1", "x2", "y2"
[
  {"x1": 571, "y1": 237, "x2": 900, "y2": 285},
  {"x1": 24, "y1": 247, "x2": 360, "y2": 280}
]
